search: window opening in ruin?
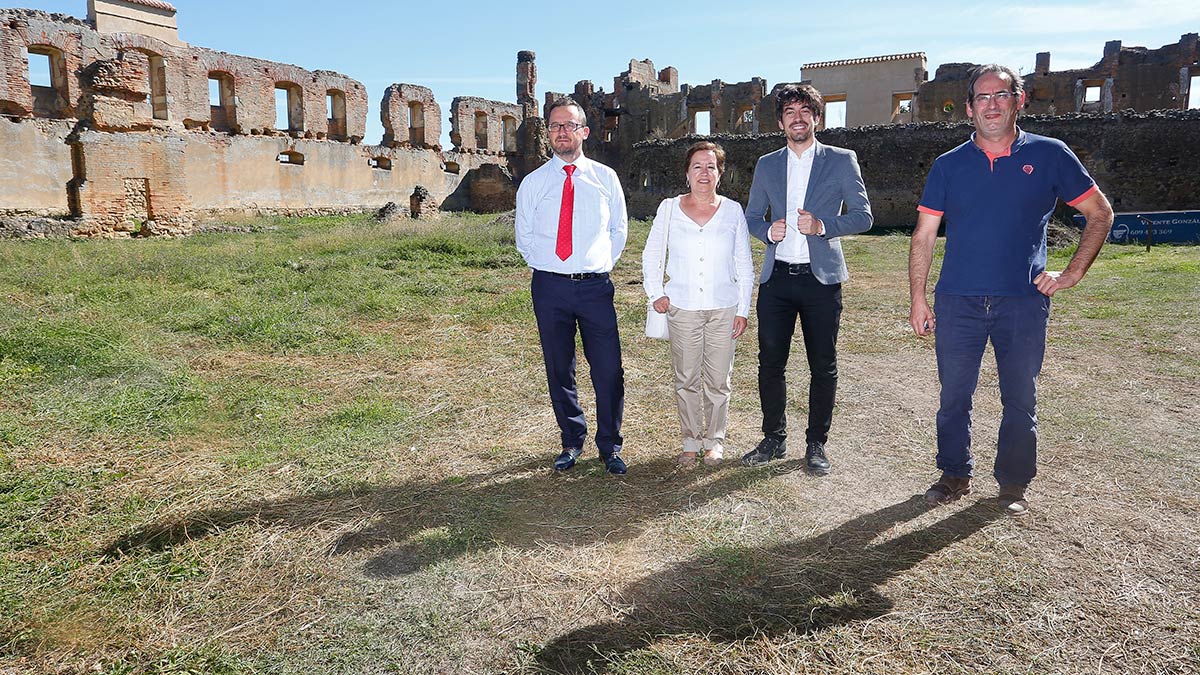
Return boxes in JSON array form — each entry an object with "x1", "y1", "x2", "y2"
[
  {"x1": 1084, "y1": 85, "x2": 1101, "y2": 104},
  {"x1": 443, "y1": 161, "x2": 460, "y2": 174},
  {"x1": 369, "y1": 157, "x2": 392, "y2": 170},
  {"x1": 27, "y1": 50, "x2": 52, "y2": 87},
  {"x1": 277, "y1": 151, "x2": 304, "y2": 165},
  {"x1": 502, "y1": 115, "x2": 517, "y2": 154},
  {"x1": 327, "y1": 89, "x2": 347, "y2": 141},
  {"x1": 1190, "y1": 75, "x2": 1200, "y2": 109},
  {"x1": 474, "y1": 111, "x2": 489, "y2": 150},
  {"x1": 275, "y1": 83, "x2": 303, "y2": 132},
  {"x1": 148, "y1": 55, "x2": 167, "y2": 120},
  {"x1": 890, "y1": 93, "x2": 914, "y2": 123},
  {"x1": 823, "y1": 96, "x2": 847, "y2": 129},
  {"x1": 408, "y1": 102, "x2": 425, "y2": 145},
  {"x1": 27, "y1": 46, "x2": 67, "y2": 117},
  {"x1": 692, "y1": 110, "x2": 710, "y2": 135},
  {"x1": 741, "y1": 109, "x2": 755, "y2": 124},
  {"x1": 208, "y1": 72, "x2": 235, "y2": 131}
]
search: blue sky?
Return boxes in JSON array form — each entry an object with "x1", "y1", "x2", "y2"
[{"x1": 18, "y1": 0, "x2": 1200, "y2": 145}]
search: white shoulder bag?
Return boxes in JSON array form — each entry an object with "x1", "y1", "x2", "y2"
[{"x1": 644, "y1": 199, "x2": 674, "y2": 340}]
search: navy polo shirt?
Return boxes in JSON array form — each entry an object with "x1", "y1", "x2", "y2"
[{"x1": 918, "y1": 129, "x2": 1097, "y2": 296}]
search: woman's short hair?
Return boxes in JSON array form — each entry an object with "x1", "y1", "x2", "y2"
[{"x1": 684, "y1": 141, "x2": 726, "y2": 173}]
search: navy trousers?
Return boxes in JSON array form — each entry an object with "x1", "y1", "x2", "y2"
[
  {"x1": 934, "y1": 292, "x2": 1050, "y2": 487},
  {"x1": 531, "y1": 271, "x2": 625, "y2": 457}
]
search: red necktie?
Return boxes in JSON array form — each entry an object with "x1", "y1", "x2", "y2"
[{"x1": 556, "y1": 165, "x2": 575, "y2": 261}]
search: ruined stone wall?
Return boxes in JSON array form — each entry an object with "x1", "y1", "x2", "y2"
[
  {"x1": 917, "y1": 34, "x2": 1200, "y2": 122},
  {"x1": 685, "y1": 78, "x2": 768, "y2": 134},
  {"x1": 0, "y1": 111, "x2": 485, "y2": 232},
  {"x1": 0, "y1": 117, "x2": 73, "y2": 213},
  {"x1": 449, "y1": 96, "x2": 523, "y2": 155},
  {"x1": 1, "y1": 9, "x2": 368, "y2": 137},
  {"x1": 381, "y1": 83, "x2": 441, "y2": 149},
  {"x1": 627, "y1": 110, "x2": 1200, "y2": 226},
  {"x1": 0, "y1": 6, "x2": 494, "y2": 236},
  {"x1": 70, "y1": 127, "x2": 192, "y2": 235}
]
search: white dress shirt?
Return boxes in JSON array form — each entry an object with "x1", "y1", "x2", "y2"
[
  {"x1": 515, "y1": 154, "x2": 629, "y2": 273},
  {"x1": 642, "y1": 196, "x2": 754, "y2": 318},
  {"x1": 775, "y1": 144, "x2": 815, "y2": 263}
]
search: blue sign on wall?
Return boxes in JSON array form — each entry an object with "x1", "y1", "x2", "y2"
[{"x1": 1072, "y1": 211, "x2": 1200, "y2": 244}]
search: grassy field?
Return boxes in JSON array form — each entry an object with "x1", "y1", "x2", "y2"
[{"x1": 1, "y1": 214, "x2": 1197, "y2": 675}]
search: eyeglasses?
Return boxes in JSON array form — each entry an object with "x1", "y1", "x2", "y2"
[
  {"x1": 547, "y1": 122, "x2": 586, "y2": 133},
  {"x1": 972, "y1": 91, "x2": 1016, "y2": 105}
]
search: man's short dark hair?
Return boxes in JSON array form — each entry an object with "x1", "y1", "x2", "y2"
[
  {"x1": 547, "y1": 98, "x2": 587, "y2": 124},
  {"x1": 966, "y1": 64, "x2": 1024, "y2": 102},
  {"x1": 775, "y1": 84, "x2": 824, "y2": 122}
]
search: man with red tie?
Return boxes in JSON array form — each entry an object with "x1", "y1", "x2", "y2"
[{"x1": 515, "y1": 98, "x2": 630, "y2": 474}]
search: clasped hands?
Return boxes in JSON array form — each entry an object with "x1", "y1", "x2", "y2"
[
  {"x1": 653, "y1": 296, "x2": 747, "y2": 339},
  {"x1": 769, "y1": 209, "x2": 823, "y2": 242}
]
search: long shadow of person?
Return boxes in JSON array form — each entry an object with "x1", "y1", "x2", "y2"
[
  {"x1": 104, "y1": 455, "x2": 807, "y2": 579},
  {"x1": 536, "y1": 497, "x2": 1002, "y2": 673}
]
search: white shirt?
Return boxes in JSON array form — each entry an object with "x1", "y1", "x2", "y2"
[
  {"x1": 515, "y1": 154, "x2": 628, "y2": 273},
  {"x1": 775, "y1": 144, "x2": 815, "y2": 263},
  {"x1": 641, "y1": 196, "x2": 754, "y2": 317}
]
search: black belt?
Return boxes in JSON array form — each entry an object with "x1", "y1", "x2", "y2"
[
  {"x1": 773, "y1": 260, "x2": 812, "y2": 275},
  {"x1": 541, "y1": 270, "x2": 609, "y2": 280}
]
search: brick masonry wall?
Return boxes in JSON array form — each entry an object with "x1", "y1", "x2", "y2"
[{"x1": 627, "y1": 110, "x2": 1200, "y2": 226}]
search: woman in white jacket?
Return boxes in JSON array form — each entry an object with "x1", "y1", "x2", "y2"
[{"x1": 642, "y1": 141, "x2": 754, "y2": 466}]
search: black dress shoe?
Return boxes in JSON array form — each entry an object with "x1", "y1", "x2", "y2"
[
  {"x1": 554, "y1": 447, "x2": 583, "y2": 472},
  {"x1": 742, "y1": 437, "x2": 787, "y2": 466},
  {"x1": 805, "y1": 441, "x2": 831, "y2": 476},
  {"x1": 603, "y1": 453, "x2": 627, "y2": 475}
]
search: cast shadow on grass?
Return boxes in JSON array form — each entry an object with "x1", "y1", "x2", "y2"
[
  {"x1": 535, "y1": 497, "x2": 1002, "y2": 674},
  {"x1": 104, "y1": 456, "x2": 805, "y2": 578}
]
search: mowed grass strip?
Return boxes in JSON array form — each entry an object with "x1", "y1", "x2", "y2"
[{"x1": 1, "y1": 215, "x2": 1197, "y2": 675}]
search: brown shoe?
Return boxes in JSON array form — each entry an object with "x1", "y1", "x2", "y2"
[
  {"x1": 924, "y1": 473, "x2": 972, "y2": 505},
  {"x1": 998, "y1": 484, "x2": 1029, "y2": 517}
]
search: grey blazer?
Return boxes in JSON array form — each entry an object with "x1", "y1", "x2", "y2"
[{"x1": 745, "y1": 141, "x2": 873, "y2": 284}]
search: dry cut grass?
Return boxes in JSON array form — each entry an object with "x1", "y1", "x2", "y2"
[{"x1": 0, "y1": 215, "x2": 1197, "y2": 675}]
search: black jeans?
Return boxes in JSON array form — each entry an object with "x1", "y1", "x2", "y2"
[{"x1": 756, "y1": 262, "x2": 843, "y2": 445}]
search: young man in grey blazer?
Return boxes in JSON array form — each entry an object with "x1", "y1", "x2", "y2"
[{"x1": 741, "y1": 84, "x2": 873, "y2": 472}]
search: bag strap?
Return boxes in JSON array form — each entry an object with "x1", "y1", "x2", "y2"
[{"x1": 658, "y1": 197, "x2": 675, "y2": 289}]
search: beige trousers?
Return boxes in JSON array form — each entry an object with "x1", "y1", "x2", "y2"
[{"x1": 666, "y1": 305, "x2": 737, "y2": 454}]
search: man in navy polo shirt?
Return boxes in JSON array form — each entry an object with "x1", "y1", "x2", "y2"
[{"x1": 908, "y1": 64, "x2": 1114, "y2": 516}]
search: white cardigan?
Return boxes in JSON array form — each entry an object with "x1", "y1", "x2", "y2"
[{"x1": 641, "y1": 196, "x2": 754, "y2": 318}]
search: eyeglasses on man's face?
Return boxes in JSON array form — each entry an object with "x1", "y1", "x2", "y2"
[
  {"x1": 547, "y1": 121, "x2": 586, "y2": 133},
  {"x1": 971, "y1": 91, "x2": 1016, "y2": 105}
]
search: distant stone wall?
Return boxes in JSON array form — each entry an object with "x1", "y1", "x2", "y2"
[
  {"x1": 628, "y1": 109, "x2": 1200, "y2": 227},
  {"x1": 0, "y1": 7, "x2": 524, "y2": 236}
]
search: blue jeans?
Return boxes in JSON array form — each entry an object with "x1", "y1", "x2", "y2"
[{"x1": 934, "y1": 292, "x2": 1050, "y2": 487}]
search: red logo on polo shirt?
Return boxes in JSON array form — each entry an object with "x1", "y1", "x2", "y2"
[{"x1": 1022, "y1": 164, "x2": 1034, "y2": 175}]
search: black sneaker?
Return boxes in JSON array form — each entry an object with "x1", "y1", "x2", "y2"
[
  {"x1": 553, "y1": 447, "x2": 583, "y2": 472},
  {"x1": 804, "y1": 441, "x2": 831, "y2": 476},
  {"x1": 741, "y1": 437, "x2": 787, "y2": 466}
]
